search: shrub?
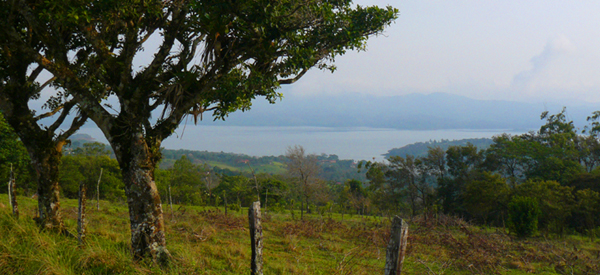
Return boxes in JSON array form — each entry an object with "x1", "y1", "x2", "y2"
[{"x1": 508, "y1": 196, "x2": 540, "y2": 237}]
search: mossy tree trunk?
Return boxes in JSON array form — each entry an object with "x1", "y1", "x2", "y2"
[
  {"x1": 0, "y1": 42, "x2": 85, "y2": 233},
  {"x1": 112, "y1": 131, "x2": 170, "y2": 264},
  {"x1": 29, "y1": 143, "x2": 66, "y2": 231}
]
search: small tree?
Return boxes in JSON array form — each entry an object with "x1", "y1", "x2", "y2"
[
  {"x1": 463, "y1": 172, "x2": 510, "y2": 225},
  {"x1": 286, "y1": 145, "x2": 321, "y2": 219},
  {"x1": 508, "y1": 196, "x2": 540, "y2": 238}
]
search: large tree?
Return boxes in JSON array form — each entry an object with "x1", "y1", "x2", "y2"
[
  {"x1": 0, "y1": 1, "x2": 87, "y2": 231},
  {"x1": 16, "y1": 0, "x2": 397, "y2": 261}
]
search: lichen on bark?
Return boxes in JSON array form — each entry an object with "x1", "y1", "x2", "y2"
[
  {"x1": 29, "y1": 142, "x2": 66, "y2": 232},
  {"x1": 114, "y1": 130, "x2": 170, "y2": 264}
]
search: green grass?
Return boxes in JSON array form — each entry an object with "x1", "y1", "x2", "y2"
[
  {"x1": 0, "y1": 195, "x2": 599, "y2": 274},
  {"x1": 204, "y1": 161, "x2": 287, "y2": 174}
]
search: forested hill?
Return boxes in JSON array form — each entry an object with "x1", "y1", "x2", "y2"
[
  {"x1": 384, "y1": 138, "x2": 494, "y2": 158},
  {"x1": 160, "y1": 149, "x2": 362, "y2": 183},
  {"x1": 65, "y1": 135, "x2": 363, "y2": 183}
]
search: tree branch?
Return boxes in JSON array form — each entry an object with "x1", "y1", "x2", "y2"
[
  {"x1": 56, "y1": 111, "x2": 88, "y2": 142},
  {"x1": 34, "y1": 104, "x2": 64, "y2": 122},
  {"x1": 278, "y1": 68, "x2": 309, "y2": 85},
  {"x1": 135, "y1": 5, "x2": 183, "y2": 86},
  {"x1": 37, "y1": 76, "x2": 57, "y2": 93},
  {"x1": 47, "y1": 100, "x2": 76, "y2": 133},
  {"x1": 71, "y1": 92, "x2": 115, "y2": 136},
  {"x1": 28, "y1": 65, "x2": 45, "y2": 83}
]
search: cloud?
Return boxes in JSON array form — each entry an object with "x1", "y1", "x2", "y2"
[{"x1": 511, "y1": 35, "x2": 575, "y2": 91}]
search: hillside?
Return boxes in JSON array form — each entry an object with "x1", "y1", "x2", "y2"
[
  {"x1": 160, "y1": 149, "x2": 363, "y2": 182},
  {"x1": 65, "y1": 137, "x2": 365, "y2": 183},
  {"x1": 0, "y1": 195, "x2": 597, "y2": 274}
]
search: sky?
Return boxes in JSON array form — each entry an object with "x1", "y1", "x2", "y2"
[
  {"x1": 36, "y1": 1, "x2": 600, "y2": 107},
  {"x1": 285, "y1": 0, "x2": 600, "y2": 104},
  {"x1": 45, "y1": 0, "x2": 600, "y2": 157}
]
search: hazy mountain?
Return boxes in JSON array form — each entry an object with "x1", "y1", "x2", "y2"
[{"x1": 203, "y1": 92, "x2": 597, "y2": 130}]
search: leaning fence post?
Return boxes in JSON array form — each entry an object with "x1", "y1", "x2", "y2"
[
  {"x1": 96, "y1": 168, "x2": 102, "y2": 211},
  {"x1": 168, "y1": 185, "x2": 174, "y2": 220},
  {"x1": 249, "y1": 201, "x2": 263, "y2": 275},
  {"x1": 384, "y1": 216, "x2": 409, "y2": 275},
  {"x1": 77, "y1": 181, "x2": 87, "y2": 245},
  {"x1": 8, "y1": 164, "x2": 18, "y2": 218}
]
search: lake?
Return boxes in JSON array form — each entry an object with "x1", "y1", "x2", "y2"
[{"x1": 77, "y1": 125, "x2": 526, "y2": 161}]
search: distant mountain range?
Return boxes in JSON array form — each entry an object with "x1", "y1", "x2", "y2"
[{"x1": 200, "y1": 92, "x2": 598, "y2": 131}]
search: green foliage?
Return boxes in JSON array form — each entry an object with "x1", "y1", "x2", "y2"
[
  {"x1": 463, "y1": 172, "x2": 509, "y2": 225},
  {"x1": 438, "y1": 143, "x2": 484, "y2": 215},
  {"x1": 484, "y1": 134, "x2": 530, "y2": 183},
  {"x1": 342, "y1": 179, "x2": 368, "y2": 214},
  {"x1": 385, "y1": 138, "x2": 493, "y2": 158},
  {"x1": 515, "y1": 180, "x2": 575, "y2": 235},
  {"x1": 213, "y1": 175, "x2": 254, "y2": 208},
  {"x1": 155, "y1": 155, "x2": 212, "y2": 206},
  {"x1": 571, "y1": 189, "x2": 600, "y2": 234},
  {"x1": 160, "y1": 149, "x2": 363, "y2": 183},
  {"x1": 0, "y1": 112, "x2": 34, "y2": 194},
  {"x1": 256, "y1": 174, "x2": 289, "y2": 207},
  {"x1": 60, "y1": 152, "x2": 124, "y2": 201},
  {"x1": 508, "y1": 196, "x2": 541, "y2": 238},
  {"x1": 73, "y1": 142, "x2": 112, "y2": 157}
]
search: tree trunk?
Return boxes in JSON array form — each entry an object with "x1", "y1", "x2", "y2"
[
  {"x1": 8, "y1": 165, "x2": 18, "y2": 218},
  {"x1": 305, "y1": 196, "x2": 310, "y2": 214},
  {"x1": 78, "y1": 181, "x2": 87, "y2": 245},
  {"x1": 31, "y1": 149, "x2": 64, "y2": 231},
  {"x1": 113, "y1": 133, "x2": 170, "y2": 264}
]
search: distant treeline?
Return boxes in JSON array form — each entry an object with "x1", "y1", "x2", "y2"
[
  {"x1": 61, "y1": 136, "x2": 364, "y2": 183},
  {"x1": 361, "y1": 108, "x2": 600, "y2": 237},
  {"x1": 384, "y1": 138, "x2": 494, "y2": 158},
  {"x1": 160, "y1": 149, "x2": 362, "y2": 183}
]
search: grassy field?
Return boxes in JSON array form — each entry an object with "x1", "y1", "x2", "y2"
[
  {"x1": 0, "y1": 195, "x2": 598, "y2": 274},
  {"x1": 204, "y1": 161, "x2": 288, "y2": 175}
]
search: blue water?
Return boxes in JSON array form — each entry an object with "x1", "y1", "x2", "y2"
[{"x1": 77, "y1": 125, "x2": 525, "y2": 161}]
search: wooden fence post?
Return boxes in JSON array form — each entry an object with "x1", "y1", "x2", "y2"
[
  {"x1": 8, "y1": 164, "x2": 18, "y2": 218},
  {"x1": 96, "y1": 168, "x2": 102, "y2": 211},
  {"x1": 168, "y1": 185, "x2": 174, "y2": 220},
  {"x1": 223, "y1": 191, "x2": 228, "y2": 215},
  {"x1": 77, "y1": 182, "x2": 87, "y2": 245},
  {"x1": 384, "y1": 216, "x2": 409, "y2": 275},
  {"x1": 249, "y1": 201, "x2": 263, "y2": 275}
]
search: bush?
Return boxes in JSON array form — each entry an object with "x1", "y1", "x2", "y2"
[{"x1": 508, "y1": 196, "x2": 540, "y2": 237}]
